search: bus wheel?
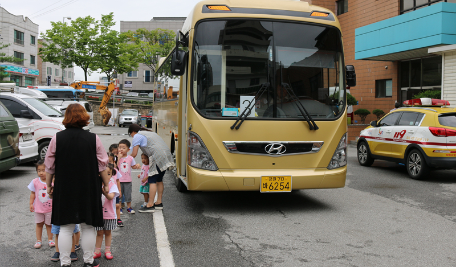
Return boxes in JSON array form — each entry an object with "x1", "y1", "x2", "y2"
[{"x1": 175, "y1": 175, "x2": 188, "y2": 193}]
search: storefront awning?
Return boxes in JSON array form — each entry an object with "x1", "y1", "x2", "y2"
[{"x1": 355, "y1": 2, "x2": 456, "y2": 61}]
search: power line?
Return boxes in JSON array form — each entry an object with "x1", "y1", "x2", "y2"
[
  {"x1": 31, "y1": 0, "x2": 79, "y2": 19},
  {"x1": 27, "y1": 0, "x2": 66, "y2": 17}
]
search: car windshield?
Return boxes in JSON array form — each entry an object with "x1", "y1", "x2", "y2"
[
  {"x1": 122, "y1": 110, "x2": 138, "y2": 116},
  {"x1": 191, "y1": 20, "x2": 345, "y2": 120},
  {"x1": 22, "y1": 98, "x2": 63, "y2": 117}
]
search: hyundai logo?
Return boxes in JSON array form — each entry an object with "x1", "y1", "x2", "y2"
[{"x1": 265, "y1": 143, "x2": 286, "y2": 155}]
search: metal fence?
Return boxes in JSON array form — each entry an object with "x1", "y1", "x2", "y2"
[{"x1": 85, "y1": 92, "x2": 154, "y2": 104}]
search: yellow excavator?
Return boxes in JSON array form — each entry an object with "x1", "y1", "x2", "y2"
[{"x1": 70, "y1": 81, "x2": 116, "y2": 125}]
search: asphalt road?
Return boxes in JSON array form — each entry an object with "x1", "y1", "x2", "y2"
[{"x1": 1, "y1": 126, "x2": 455, "y2": 266}]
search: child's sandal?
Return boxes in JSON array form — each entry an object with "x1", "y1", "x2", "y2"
[
  {"x1": 105, "y1": 252, "x2": 113, "y2": 260},
  {"x1": 34, "y1": 241, "x2": 42, "y2": 249},
  {"x1": 48, "y1": 240, "x2": 55, "y2": 247},
  {"x1": 93, "y1": 252, "x2": 101, "y2": 259}
]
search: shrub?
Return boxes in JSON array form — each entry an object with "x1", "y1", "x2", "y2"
[
  {"x1": 413, "y1": 90, "x2": 441, "y2": 99},
  {"x1": 354, "y1": 108, "x2": 371, "y2": 124},
  {"x1": 372, "y1": 109, "x2": 385, "y2": 120},
  {"x1": 347, "y1": 93, "x2": 358, "y2": 106}
]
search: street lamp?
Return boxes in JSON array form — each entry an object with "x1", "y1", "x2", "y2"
[{"x1": 62, "y1": 17, "x2": 71, "y2": 85}]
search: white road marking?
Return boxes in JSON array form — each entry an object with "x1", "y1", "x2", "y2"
[{"x1": 153, "y1": 210, "x2": 175, "y2": 267}]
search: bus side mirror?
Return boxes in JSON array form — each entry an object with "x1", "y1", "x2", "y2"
[
  {"x1": 346, "y1": 65, "x2": 356, "y2": 87},
  {"x1": 171, "y1": 31, "x2": 188, "y2": 76},
  {"x1": 370, "y1": 120, "x2": 378, "y2": 127}
]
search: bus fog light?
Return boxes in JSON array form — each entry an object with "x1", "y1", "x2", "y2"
[
  {"x1": 327, "y1": 133, "x2": 347, "y2": 170},
  {"x1": 188, "y1": 131, "x2": 218, "y2": 171}
]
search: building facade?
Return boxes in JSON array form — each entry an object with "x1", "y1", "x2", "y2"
[
  {"x1": 0, "y1": 7, "x2": 39, "y2": 86},
  {"x1": 118, "y1": 17, "x2": 186, "y2": 92},
  {"x1": 37, "y1": 40, "x2": 75, "y2": 86},
  {"x1": 310, "y1": 0, "x2": 456, "y2": 125}
]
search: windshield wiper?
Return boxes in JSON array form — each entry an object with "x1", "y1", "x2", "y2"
[
  {"x1": 281, "y1": 82, "x2": 319, "y2": 131},
  {"x1": 231, "y1": 82, "x2": 270, "y2": 130}
]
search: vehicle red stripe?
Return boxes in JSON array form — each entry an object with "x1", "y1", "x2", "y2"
[{"x1": 360, "y1": 135, "x2": 456, "y2": 146}]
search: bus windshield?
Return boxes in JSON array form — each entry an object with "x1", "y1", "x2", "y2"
[{"x1": 192, "y1": 20, "x2": 345, "y2": 120}]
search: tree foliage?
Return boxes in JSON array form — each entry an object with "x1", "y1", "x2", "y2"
[
  {"x1": 124, "y1": 28, "x2": 177, "y2": 82},
  {"x1": 372, "y1": 109, "x2": 385, "y2": 120},
  {"x1": 354, "y1": 108, "x2": 371, "y2": 124},
  {"x1": 0, "y1": 42, "x2": 25, "y2": 81},
  {"x1": 347, "y1": 93, "x2": 358, "y2": 106},
  {"x1": 91, "y1": 13, "x2": 139, "y2": 81}
]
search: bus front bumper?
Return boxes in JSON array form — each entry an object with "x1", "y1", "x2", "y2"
[{"x1": 186, "y1": 166, "x2": 347, "y2": 191}]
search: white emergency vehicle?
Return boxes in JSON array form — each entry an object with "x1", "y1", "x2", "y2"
[{"x1": 357, "y1": 98, "x2": 456, "y2": 180}]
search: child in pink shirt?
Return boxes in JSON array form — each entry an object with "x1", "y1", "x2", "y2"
[
  {"x1": 117, "y1": 139, "x2": 140, "y2": 214},
  {"x1": 28, "y1": 160, "x2": 54, "y2": 249},
  {"x1": 137, "y1": 154, "x2": 150, "y2": 207},
  {"x1": 94, "y1": 165, "x2": 119, "y2": 260}
]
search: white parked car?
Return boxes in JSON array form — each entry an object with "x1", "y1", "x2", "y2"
[
  {"x1": 18, "y1": 123, "x2": 38, "y2": 164},
  {"x1": 0, "y1": 92, "x2": 66, "y2": 160}
]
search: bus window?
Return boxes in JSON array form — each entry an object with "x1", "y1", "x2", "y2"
[{"x1": 191, "y1": 20, "x2": 344, "y2": 120}]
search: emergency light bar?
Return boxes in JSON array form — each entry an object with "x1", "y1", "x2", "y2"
[{"x1": 403, "y1": 98, "x2": 450, "y2": 107}]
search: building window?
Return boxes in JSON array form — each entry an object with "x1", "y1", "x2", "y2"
[
  {"x1": 337, "y1": 0, "x2": 348, "y2": 15},
  {"x1": 30, "y1": 55, "x2": 36, "y2": 65},
  {"x1": 25, "y1": 77, "x2": 34, "y2": 87},
  {"x1": 47, "y1": 67, "x2": 52, "y2": 75},
  {"x1": 400, "y1": 56, "x2": 442, "y2": 100},
  {"x1": 31, "y1": 35, "x2": 36, "y2": 45},
  {"x1": 400, "y1": 0, "x2": 455, "y2": 14},
  {"x1": 144, "y1": 70, "x2": 151, "y2": 82},
  {"x1": 10, "y1": 75, "x2": 22, "y2": 86},
  {"x1": 127, "y1": 71, "x2": 138, "y2": 78},
  {"x1": 14, "y1": 51, "x2": 24, "y2": 65},
  {"x1": 14, "y1": 30, "x2": 24, "y2": 45},
  {"x1": 63, "y1": 70, "x2": 66, "y2": 78},
  {"x1": 68, "y1": 72, "x2": 72, "y2": 79},
  {"x1": 55, "y1": 69, "x2": 59, "y2": 76},
  {"x1": 376, "y1": 79, "x2": 393, "y2": 98}
]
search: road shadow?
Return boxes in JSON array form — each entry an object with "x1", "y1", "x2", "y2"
[{"x1": 180, "y1": 189, "x2": 333, "y2": 215}]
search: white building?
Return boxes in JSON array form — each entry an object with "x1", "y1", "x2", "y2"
[
  {"x1": 0, "y1": 7, "x2": 39, "y2": 86},
  {"x1": 429, "y1": 45, "x2": 456, "y2": 106},
  {"x1": 119, "y1": 17, "x2": 186, "y2": 93}
]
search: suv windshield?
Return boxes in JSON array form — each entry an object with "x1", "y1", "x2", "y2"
[
  {"x1": 122, "y1": 110, "x2": 138, "y2": 116},
  {"x1": 191, "y1": 20, "x2": 345, "y2": 120},
  {"x1": 22, "y1": 98, "x2": 62, "y2": 117}
]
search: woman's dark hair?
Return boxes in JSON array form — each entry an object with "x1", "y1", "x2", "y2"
[
  {"x1": 35, "y1": 159, "x2": 45, "y2": 170},
  {"x1": 62, "y1": 104, "x2": 90, "y2": 128},
  {"x1": 107, "y1": 163, "x2": 117, "y2": 176},
  {"x1": 108, "y1": 152, "x2": 117, "y2": 165},
  {"x1": 119, "y1": 139, "x2": 131, "y2": 148},
  {"x1": 109, "y1": 144, "x2": 118, "y2": 152},
  {"x1": 128, "y1": 124, "x2": 152, "y2": 135}
]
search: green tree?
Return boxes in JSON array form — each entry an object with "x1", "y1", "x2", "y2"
[
  {"x1": 40, "y1": 16, "x2": 99, "y2": 81},
  {"x1": 413, "y1": 90, "x2": 441, "y2": 99},
  {"x1": 124, "y1": 28, "x2": 176, "y2": 83},
  {"x1": 92, "y1": 13, "x2": 139, "y2": 82},
  {"x1": 372, "y1": 109, "x2": 385, "y2": 120},
  {"x1": 354, "y1": 108, "x2": 371, "y2": 124},
  {"x1": 0, "y1": 42, "x2": 25, "y2": 82}
]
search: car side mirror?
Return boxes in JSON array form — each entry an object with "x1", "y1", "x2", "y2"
[
  {"x1": 346, "y1": 65, "x2": 356, "y2": 87},
  {"x1": 20, "y1": 110, "x2": 33, "y2": 119},
  {"x1": 370, "y1": 121, "x2": 378, "y2": 127}
]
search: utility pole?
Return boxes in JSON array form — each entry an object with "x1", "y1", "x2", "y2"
[{"x1": 61, "y1": 17, "x2": 71, "y2": 84}]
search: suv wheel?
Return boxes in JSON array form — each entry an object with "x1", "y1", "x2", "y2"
[
  {"x1": 357, "y1": 141, "x2": 374, "y2": 166},
  {"x1": 38, "y1": 141, "x2": 50, "y2": 161},
  {"x1": 406, "y1": 149, "x2": 429, "y2": 180}
]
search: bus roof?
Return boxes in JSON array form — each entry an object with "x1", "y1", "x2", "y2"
[{"x1": 182, "y1": 0, "x2": 340, "y2": 34}]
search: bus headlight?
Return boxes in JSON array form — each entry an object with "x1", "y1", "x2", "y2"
[
  {"x1": 188, "y1": 131, "x2": 218, "y2": 171},
  {"x1": 327, "y1": 133, "x2": 347, "y2": 170}
]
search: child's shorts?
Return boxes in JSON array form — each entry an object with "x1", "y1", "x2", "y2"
[
  {"x1": 51, "y1": 224, "x2": 80, "y2": 235},
  {"x1": 139, "y1": 183, "x2": 150, "y2": 193},
  {"x1": 35, "y1": 212, "x2": 52, "y2": 225},
  {"x1": 116, "y1": 196, "x2": 120, "y2": 204},
  {"x1": 148, "y1": 165, "x2": 166, "y2": 184},
  {"x1": 120, "y1": 182, "x2": 132, "y2": 202},
  {"x1": 95, "y1": 219, "x2": 117, "y2": 231}
]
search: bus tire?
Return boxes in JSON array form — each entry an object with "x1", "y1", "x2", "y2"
[
  {"x1": 170, "y1": 134, "x2": 175, "y2": 155},
  {"x1": 175, "y1": 176, "x2": 188, "y2": 193},
  {"x1": 155, "y1": 123, "x2": 158, "y2": 133}
]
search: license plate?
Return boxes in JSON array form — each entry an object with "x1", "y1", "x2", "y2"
[
  {"x1": 260, "y1": 176, "x2": 292, "y2": 193},
  {"x1": 22, "y1": 133, "x2": 33, "y2": 141}
]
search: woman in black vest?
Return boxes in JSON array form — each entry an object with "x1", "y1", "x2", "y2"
[{"x1": 45, "y1": 104, "x2": 110, "y2": 267}]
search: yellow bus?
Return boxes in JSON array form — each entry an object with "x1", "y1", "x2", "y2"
[{"x1": 154, "y1": 0, "x2": 356, "y2": 192}]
